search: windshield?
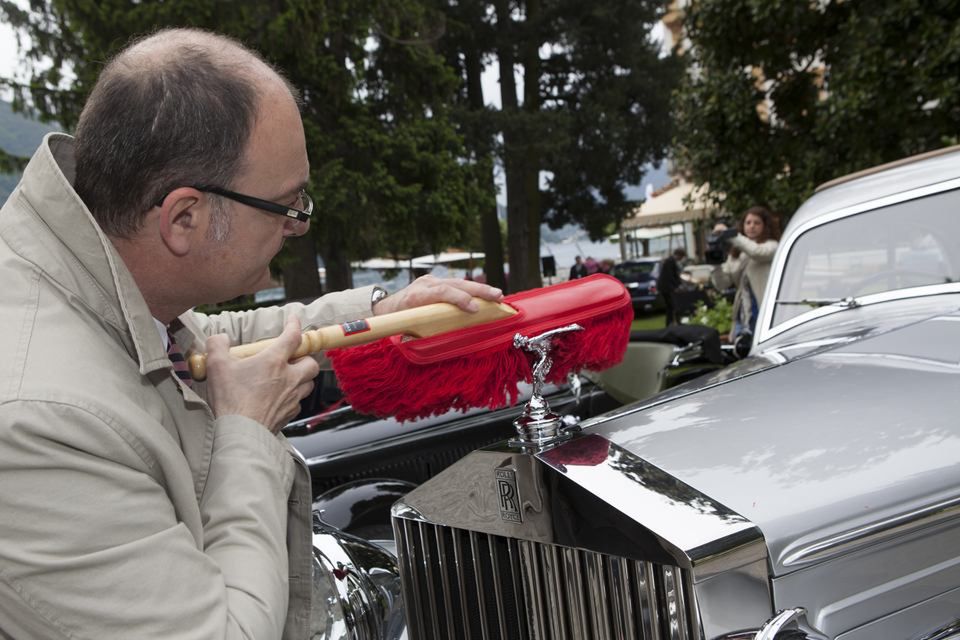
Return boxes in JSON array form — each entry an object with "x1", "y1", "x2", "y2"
[
  {"x1": 614, "y1": 262, "x2": 658, "y2": 280},
  {"x1": 773, "y1": 188, "x2": 960, "y2": 327}
]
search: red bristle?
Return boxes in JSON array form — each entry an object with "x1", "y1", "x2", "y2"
[
  {"x1": 329, "y1": 302, "x2": 632, "y2": 422},
  {"x1": 543, "y1": 304, "x2": 634, "y2": 383},
  {"x1": 329, "y1": 338, "x2": 530, "y2": 421}
]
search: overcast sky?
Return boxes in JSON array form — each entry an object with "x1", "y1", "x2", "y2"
[{"x1": 1, "y1": 20, "x2": 19, "y2": 80}]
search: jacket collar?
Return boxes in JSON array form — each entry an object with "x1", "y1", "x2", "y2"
[{"x1": 13, "y1": 133, "x2": 171, "y2": 375}]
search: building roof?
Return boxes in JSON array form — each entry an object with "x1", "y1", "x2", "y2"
[{"x1": 622, "y1": 179, "x2": 719, "y2": 228}]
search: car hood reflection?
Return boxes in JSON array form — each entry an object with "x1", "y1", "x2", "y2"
[{"x1": 587, "y1": 311, "x2": 960, "y2": 577}]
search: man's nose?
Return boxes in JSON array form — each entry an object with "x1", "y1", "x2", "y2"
[{"x1": 284, "y1": 218, "x2": 310, "y2": 237}]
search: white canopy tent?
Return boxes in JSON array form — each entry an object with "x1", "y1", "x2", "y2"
[
  {"x1": 351, "y1": 258, "x2": 432, "y2": 270},
  {"x1": 622, "y1": 180, "x2": 717, "y2": 230},
  {"x1": 410, "y1": 251, "x2": 485, "y2": 266},
  {"x1": 619, "y1": 180, "x2": 721, "y2": 260}
]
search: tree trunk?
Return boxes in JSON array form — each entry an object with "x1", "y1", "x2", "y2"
[
  {"x1": 464, "y1": 43, "x2": 507, "y2": 290},
  {"x1": 520, "y1": 0, "x2": 543, "y2": 290},
  {"x1": 282, "y1": 233, "x2": 322, "y2": 301},
  {"x1": 495, "y1": 0, "x2": 532, "y2": 293}
]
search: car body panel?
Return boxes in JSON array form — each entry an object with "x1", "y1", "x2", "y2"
[{"x1": 586, "y1": 308, "x2": 960, "y2": 580}]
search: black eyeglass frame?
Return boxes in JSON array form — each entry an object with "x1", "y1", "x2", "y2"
[{"x1": 156, "y1": 184, "x2": 313, "y2": 222}]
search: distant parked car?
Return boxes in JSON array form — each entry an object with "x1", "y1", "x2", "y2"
[
  {"x1": 611, "y1": 258, "x2": 663, "y2": 312},
  {"x1": 390, "y1": 145, "x2": 960, "y2": 639}
]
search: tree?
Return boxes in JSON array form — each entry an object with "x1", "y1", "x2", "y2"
[
  {"x1": 673, "y1": 0, "x2": 960, "y2": 219},
  {"x1": 439, "y1": 0, "x2": 679, "y2": 292},
  {"x1": 0, "y1": 0, "x2": 479, "y2": 297}
]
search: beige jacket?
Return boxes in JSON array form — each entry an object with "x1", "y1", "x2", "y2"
[
  {"x1": 0, "y1": 134, "x2": 374, "y2": 639},
  {"x1": 712, "y1": 234, "x2": 779, "y2": 334}
]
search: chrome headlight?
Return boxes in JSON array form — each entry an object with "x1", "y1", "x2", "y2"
[{"x1": 311, "y1": 512, "x2": 405, "y2": 640}]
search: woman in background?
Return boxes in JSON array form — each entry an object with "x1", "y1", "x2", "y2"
[{"x1": 712, "y1": 206, "x2": 781, "y2": 341}]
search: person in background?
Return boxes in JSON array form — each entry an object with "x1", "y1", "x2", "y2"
[
  {"x1": 712, "y1": 206, "x2": 781, "y2": 341},
  {"x1": 569, "y1": 255, "x2": 588, "y2": 279},
  {"x1": 0, "y1": 28, "x2": 501, "y2": 639},
  {"x1": 584, "y1": 256, "x2": 599, "y2": 274},
  {"x1": 657, "y1": 247, "x2": 687, "y2": 326},
  {"x1": 598, "y1": 258, "x2": 614, "y2": 274}
]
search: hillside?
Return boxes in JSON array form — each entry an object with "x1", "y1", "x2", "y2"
[{"x1": 0, "y1": 101, "x2": 57, "y2": 205}]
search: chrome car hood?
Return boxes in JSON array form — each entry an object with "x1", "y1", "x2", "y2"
[{"x1": 586, "y1": 309, "x2": 960, "y2": 577}]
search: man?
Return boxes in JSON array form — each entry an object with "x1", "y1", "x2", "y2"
[
  {"x1": 0, "y1": 29, "x2": 500, "y2": 639},
  {"x1": 657, "y1": 247, "x2": 687, "y2": 326},
  {"x1": 569, "y1": 255, "x2": 588, "y2": 279}
]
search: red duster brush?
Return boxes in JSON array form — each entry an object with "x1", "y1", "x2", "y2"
[
  {"x1": 188, "y1": 274, "x2": 632, "y2": 421},
  {"x1": 328, "y1": 274, "x2": 632, "y2": 420}
]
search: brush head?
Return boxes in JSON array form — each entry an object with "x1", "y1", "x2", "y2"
[{"x1": 328, "y1": 274, "x2": 633, "y2": 421}]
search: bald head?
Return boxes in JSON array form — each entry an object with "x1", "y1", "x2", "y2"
[
  {"x1": 74, "y1": 28, "x2": 299, "y2": 237},
  {"x1": 118, "y1": 29, "x2": 285, "y2": 91}
]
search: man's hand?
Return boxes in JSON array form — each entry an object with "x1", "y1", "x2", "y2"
[
  {"x1": 204, "y1": 315, "x2": 319, "y2": 433},
  {"x1": 373, "y1": 275, "x2": 503, "y2": 315}
]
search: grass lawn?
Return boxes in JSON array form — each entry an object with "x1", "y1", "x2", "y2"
[{"x1": 631, "y1": 312, "x2": 666, "y2": 331}]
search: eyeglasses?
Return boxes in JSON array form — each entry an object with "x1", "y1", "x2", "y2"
[
  {"x1": 156, "y1": 184, "x2": 314, "y2": 222},
  {"x1": 195, "y1": 184, "x2": 313, "y2": 222}
]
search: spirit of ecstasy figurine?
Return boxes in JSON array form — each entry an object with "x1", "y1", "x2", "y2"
[{"x1": 510, "y1": 323, "x2": 583, "y2": 447}]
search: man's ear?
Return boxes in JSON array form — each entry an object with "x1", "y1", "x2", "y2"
[{"x1": 157, "y1": 188, "x2": 204, "y2": 256}]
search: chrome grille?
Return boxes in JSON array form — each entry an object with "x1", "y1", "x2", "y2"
[{"x1": 395, "y1": 519, "x2": 701, "y2": 640}]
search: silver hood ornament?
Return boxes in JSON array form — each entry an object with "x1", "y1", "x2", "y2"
[{"x1": 510, "y1": 323, "x2": 583, "y2": 448}]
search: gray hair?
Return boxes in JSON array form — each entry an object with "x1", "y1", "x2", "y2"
[{"x1": 74, "y1": 28, "x2": 295, "y2": 238}]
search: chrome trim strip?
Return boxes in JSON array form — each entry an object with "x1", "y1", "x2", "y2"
[
  {"x1": 757, "y1": 176, "x2": 960, "y2": 345},
  {"x1": 781, "y1": 494, "x2": 960, "y2": 568},
  {"x1": 662, "y1": 565, "x2": 684, "y2": 640},
  {"x1": 487, "y1": 534, "x2": 508, "y2": 640},
  {"x1": 636, "y1": 560, "x2": 660, "y2": 638},
  {"x1": 451, "y1": 531, "x2": 471, "y2": 640},
  {"x1": 610, "y1": 557, "x2": 634, "y2": 639},
  {"x1": 540, "y1": 544, "x2": 563, "y2": 638},
  {"x1": 418, "y1": 523, "x2": 442, "y2": 638},
  {"x1": 506, "y1": 538, "x2": 529, "y2": 640},
  {"x1": 586, "y1": 553, "x2": 611, "y2": 640},
  {"x1": 435, "y1": 528, "x2": 457, "y2": 637},
  {"x1": 520, "y1": 540, "x2": 547, "y2": 639},
  {"x1": 402, "y1": 520, "x2": 427, "y2": 638},
  {"x1": 563, "y1": 549, "x2": 589, "y2": 640},
  {"x1": 468, "y1": 531, "x2": 491, "y2": 639},
  {"x1": 684, "y1": 571, "x2": 701, "y2": 639}
]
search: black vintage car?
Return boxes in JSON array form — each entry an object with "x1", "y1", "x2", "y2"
[
  {"x1": 287, "y1": 323, "x2": 729, "y2": 536},
  {"x1": 290, "y1": 321, "x2": 734, "y2": 639},
  {"x1": 611, "y1": 258, "x2": 665, "y2": 313}
]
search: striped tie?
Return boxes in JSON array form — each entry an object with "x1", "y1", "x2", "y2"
[{"x1": 167, "y1": 330, "x2": 194, "y2": 388}]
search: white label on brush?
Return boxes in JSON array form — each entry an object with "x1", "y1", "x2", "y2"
[{"x1": 341, "y1": 319, "x2": 371, "y2": 336}]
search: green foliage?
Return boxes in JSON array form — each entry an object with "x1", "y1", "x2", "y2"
[
  {"x1": 686, "y1": 296, "x2": 732, "y2": 335},
  {"x1": 436, "y1": 0, "x2": 680, "y2": 292},
  {"x1": 0, "y1": 0, "x2": 478, "y2": 294},
  {"x1": 673, "y1": 0, "x2": 960, "y2": 219},
  {"x1": 538, "y1": 0, "x2": 682, "y2": 240}
]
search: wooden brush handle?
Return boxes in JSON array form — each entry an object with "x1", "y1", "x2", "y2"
[{"x1": 187, "y1": 298, "x2": 516, "y2": 381}]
